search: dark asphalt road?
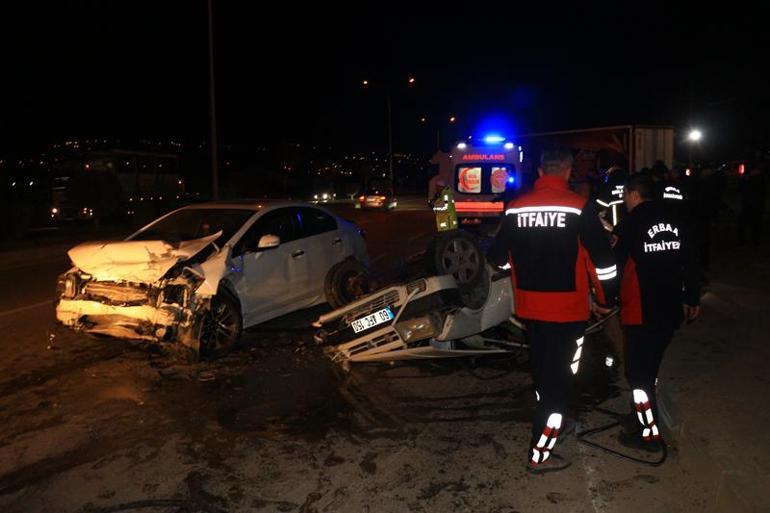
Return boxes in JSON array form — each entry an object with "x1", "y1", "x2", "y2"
[{"x1": 0, "y1": 203, "x2": 715, "y2": 512}]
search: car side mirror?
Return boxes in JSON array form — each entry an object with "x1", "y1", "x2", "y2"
[{"x1": 257, "y1": 234, "x2": 280, "y2": 250}]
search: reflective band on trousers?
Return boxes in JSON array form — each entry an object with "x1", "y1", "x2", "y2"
[
  {"x1": 531, "y1": 413, "x2": 562, "y2": 464},
  {"x1": 571, "y1": 337, "x2": 584, "y2": 375},
  {"x1": 633, "y1": 388, "x2": 661, "y2": 441}
]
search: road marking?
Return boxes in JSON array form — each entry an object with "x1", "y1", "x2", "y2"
[{"x1": 0, "y1": 300, "x2": 52, "y2": 318}]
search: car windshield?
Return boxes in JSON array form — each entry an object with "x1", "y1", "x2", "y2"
[
  {"x1": 366, "y1": 189, "x2": 389, "y2": 196},
  {"x1": 131, "y1": 208, "x2": 255, "y2": 245}
]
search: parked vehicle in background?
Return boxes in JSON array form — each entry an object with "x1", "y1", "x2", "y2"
[{"x1": 517, "y1": 125, "x2": 675, "y2": 177}]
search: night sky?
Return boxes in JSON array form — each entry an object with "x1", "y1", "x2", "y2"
[{"x1": 3, "y1": 2, "x2": 768, "y2": 159}]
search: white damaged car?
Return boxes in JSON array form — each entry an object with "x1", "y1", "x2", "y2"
[{"x1": 56, "y1": 201, "x2": 370, "y2": 359}]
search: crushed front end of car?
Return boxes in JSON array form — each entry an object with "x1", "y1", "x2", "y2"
[{"x1": 55, "y1": 234, "x2": 230, "y2": 360}]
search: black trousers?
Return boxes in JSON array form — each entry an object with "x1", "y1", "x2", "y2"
[
  {"x1": 624, "y1": 325, "x2": 674, "y2": 431},
  {"x1": 525, "y1": 320, "x2": 586, "y2": 457}
]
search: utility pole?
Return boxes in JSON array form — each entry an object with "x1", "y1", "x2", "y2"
[{"x1": 207, "y1": 0, "x2": 219, "y2": 200}]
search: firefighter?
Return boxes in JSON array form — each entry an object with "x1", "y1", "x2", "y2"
[
  {"x1": 489, "y1": 148, "x2": 618, "y2": 473},
  {"x1": 613, "y1": 173, "x2": 700, "y2": 451},
  {"x1": 658, "y1": 165, "x2": 691, "y2": 222},
  {"x1": 595, "y1": 166, "x2": 628, "y2": 229}
]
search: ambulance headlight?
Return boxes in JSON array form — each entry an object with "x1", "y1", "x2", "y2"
[{"x1": 504, "y1": 142, "x2": 514, "y2": 150}]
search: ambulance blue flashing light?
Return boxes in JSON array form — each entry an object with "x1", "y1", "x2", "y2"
[
  {"x1": 483, "y1": 134, "x2": 505, "y2": 144},
  {"x1": 507, "y1": 176, "x2": 515, "y2": 185}
]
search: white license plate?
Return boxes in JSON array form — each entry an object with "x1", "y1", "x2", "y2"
[{"x1": 350, "y1": 307, "x2": 394, "y2": 333}]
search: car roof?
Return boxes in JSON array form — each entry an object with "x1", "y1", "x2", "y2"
[{"x1": 177, "y1": 199, "x2": 316, "y2": 212}]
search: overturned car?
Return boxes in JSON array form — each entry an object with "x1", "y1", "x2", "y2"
[
  {"x1": 314, "y1": 230, "x2": 528, "y2": 364},
  {"x1": 56, "y1": 201, "x2": 370, "y2": 359}
]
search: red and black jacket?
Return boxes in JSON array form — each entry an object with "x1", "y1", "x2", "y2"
[
  {"x1": 613, "y1": 200, "x2": 700, "y2": 329},
  {"x1": 489, "y1": 175, "x2": 618, "y2": 323}
]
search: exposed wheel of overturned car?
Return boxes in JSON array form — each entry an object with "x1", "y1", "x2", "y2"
[
  {"x1": 199, "y1": 289, "x2": 242, "y2": 359},
  {"x1": 325, "y1": 258, "x2": 371, "y2": 309},
  {"x1": 425, "y1": 230, "x2": 488, "y2": 309}
]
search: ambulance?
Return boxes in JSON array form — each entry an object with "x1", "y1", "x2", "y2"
[{"x1": 429, "y1": 135, "x2": 522, "y2": 229}]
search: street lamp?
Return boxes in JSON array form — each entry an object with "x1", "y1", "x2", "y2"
[
  {"x1": 361, "y1": 77, "x2": 416, "y2": 186},
  {"x1": 419, "y1": 115, "x2": 458, "y2": 151},
  {"x1": 687, "y1": 128, "x2": 703, "y2": 166}
]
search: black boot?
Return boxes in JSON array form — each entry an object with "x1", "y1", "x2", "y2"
[
  {"x1": 617, "y1": 430, "x2": 663, "y2": 453},
  {"x1": 526, "y1": 454, "x2": 571, "y2": 474}
]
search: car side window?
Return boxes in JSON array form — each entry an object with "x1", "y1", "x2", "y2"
[
  {"x1": 234, "y1": 208, "x2": 302, "y2": 255},
  {"x1": 299, "y1": 207, "x2": 337, "y2": 237}
]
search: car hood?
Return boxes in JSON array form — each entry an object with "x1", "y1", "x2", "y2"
[{"x1": 67, "y1": 231, "x2": 222, "y2": 283}]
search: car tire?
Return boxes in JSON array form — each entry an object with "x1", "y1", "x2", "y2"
[
  {"x1": 426, "y1": 230, "x2": 483, "y2": 285},
  {"x1": 325, "y1": 259, "x2": 371, "y2": 309},
  {"x1": 425, "y1": 230, "x2": 488, "y2": 309},
  {"x1": 199, "y1": 289, "x2": 242, "y2": 359}
]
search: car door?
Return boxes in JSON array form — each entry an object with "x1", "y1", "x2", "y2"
[
  {"x1": 298, "y1": 207, "x2": 345, "y2": 301},
  {"x1": 231, "y1": 207, "x2": 311, "y2": 325}
]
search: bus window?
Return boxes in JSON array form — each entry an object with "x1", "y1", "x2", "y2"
[{"x1": 457, "y1": 166, "x2": 482, "y2": 193}]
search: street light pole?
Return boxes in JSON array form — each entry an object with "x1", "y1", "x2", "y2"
[
  {"x1": 207, "y1": 0, "x2": 219, "y2": 201},
  {"x1": 387, "y1": 93, "x2": 394, "y2": 183},
  {"x1": 687, "y1": 129, "x2": 702, "y2": 168}
]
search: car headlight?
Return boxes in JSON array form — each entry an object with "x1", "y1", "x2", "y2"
[
  {"x1": 57, "y1": 273, "x2": 79, "y2": 299},
  {"x1": 395, "y1": 314, "x2": 441, "y2": 343},
  {"x1": 314, "y1": 194, "x2": 318, "y2": 199},
  {"x1": 322, "y1": 193, "x2": 329, "y2": 200}
]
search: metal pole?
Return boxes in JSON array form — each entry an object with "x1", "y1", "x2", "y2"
[
  {"x1": 207, "y1": 0, "x2": 219, "y2": 201},
  {"x1": 387, "y1": 93, "x2": 394, "y2": 184}
]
